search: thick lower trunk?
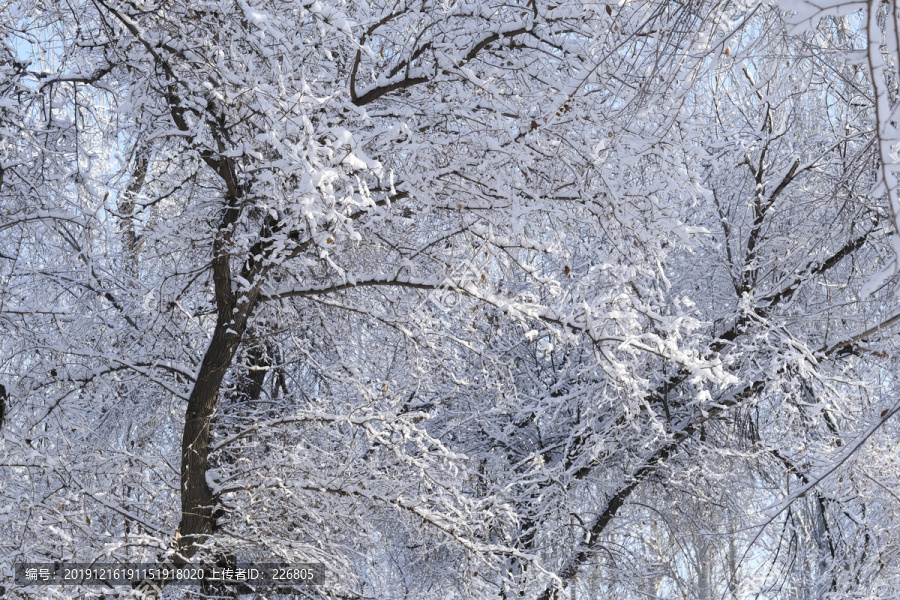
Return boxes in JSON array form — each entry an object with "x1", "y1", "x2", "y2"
[
  {"x1": 128, "y1": 303, "x2": 253, "y2": 600},
  {"x1": 178, "y1": 316, "x2": 245, "y2": 550}
]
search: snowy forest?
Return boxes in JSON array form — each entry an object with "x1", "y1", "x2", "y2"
[{"x1": 4, "y1": 0, "x2": 900, "y2": 597}]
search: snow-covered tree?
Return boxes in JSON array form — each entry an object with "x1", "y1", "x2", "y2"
[{"x1": 3, "y1": 0, "x2": 900, "y2": 599}]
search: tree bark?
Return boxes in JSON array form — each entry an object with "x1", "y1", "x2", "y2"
[{"x1": 177, "y1": 310, "x2": 246, "y2": 550}]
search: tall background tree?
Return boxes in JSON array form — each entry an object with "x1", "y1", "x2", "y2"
[{"x1": 2, "y1": 0, "x2": 900, "y2": 599}]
